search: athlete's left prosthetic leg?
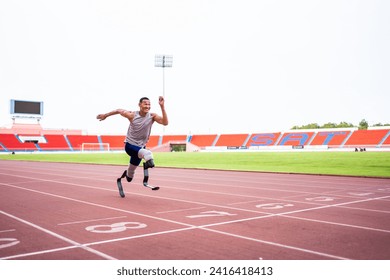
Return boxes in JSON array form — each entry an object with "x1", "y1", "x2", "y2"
[
  {"x1": 139, "y1": 149, "x2": 159, "y2": 191},
  {"x1": 116, "y1": 164, "x2": 136, "y2": 198}
]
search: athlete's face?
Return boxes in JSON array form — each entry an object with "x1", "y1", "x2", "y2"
[{"x1": 139, "y1": 100, "x2": 151, "y2": 114}]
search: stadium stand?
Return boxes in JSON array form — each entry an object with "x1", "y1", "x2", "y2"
[
  {"x1": 146, "y1": 135, "x2": 160, "y2": 148},
  {"x1": 66, "y1": 135, "x2": 100, "y2": 151},
  {"x1": 276, "y1": 132, "x2": 316, "y2": 146},
  {"x1": 246, "y1": 133, "x2": 282, "y2": 146},
  {"x1": 306, "y1": 130, "x2": 352, "y2": 146},
  {"x1": 39, "y1": 134, "x2": 71, "y2": 151},
  {"x1": 0, "y1": 134, "x2": 37, "y2": 151},
  {"x1": 99, "y1": 135, "x2": 160, "y2": 150},
  {"x1": 382, "y1": 131, "x2": 390, "y2": 145},
  {"x1": 189, "y1": 134, "x2": 218, "y2": 148},
  {"x1": 1, "y1": 128, "x2": 389, "y2": 153},
  {"x1": 100, "y1": 135, "x2": 125, "y2": 150},
  {"x1": 161, "y1": 135, "x2": 187, "y2": 144},
  {"x1": 215, "y1": 134, "x2": 249, "y2": 147},
  {"x1": 344, "y1": 129, "x2": 390, "y2": 147}
]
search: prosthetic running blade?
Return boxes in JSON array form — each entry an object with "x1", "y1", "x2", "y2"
[
  {"x1": 143, "y1": 182, "x2": 160, "y2": 191},
  {"x1": 116, "y1": 178, "x2": 126, "y2": 198}
]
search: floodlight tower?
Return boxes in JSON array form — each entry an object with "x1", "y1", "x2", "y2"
[{"x1": 154, "y1": 54, "x2": 173, "y2": 98}]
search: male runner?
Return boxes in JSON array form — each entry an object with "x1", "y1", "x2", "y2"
[{"x1": 97, "y1": 96, "x2": 168, "y2": 197}]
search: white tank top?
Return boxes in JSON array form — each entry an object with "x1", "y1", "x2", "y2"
[{"x1": 125, "y1": 111, "x2": 154, "y2": 147}]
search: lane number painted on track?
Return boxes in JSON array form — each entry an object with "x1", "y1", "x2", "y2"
[
  {"x1": 85, "y1": 222, "x2": 147, "y2": 233},
  {"x1": 186, "y1": 210, "x2": 236, "y2": 219},
  {"x1": 348, "y1": 192, "x2": 373, "y2": 196},
  {"x1": 0, "y1": 238, "x2": 20, "y2": 250},
  {"x1": 255, "y1": 203, "x2": 294, "y2": 210},
  {"x1": 305, "y1": 196, "x2": 335, "y2": 202}
]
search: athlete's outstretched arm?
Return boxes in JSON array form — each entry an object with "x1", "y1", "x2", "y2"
[
  {"x1": 97, "y1": 109, "x2": 134, "y2": 122},
  {"x1": 153, "y1": 96, "x2": 168, "y2": 126}
]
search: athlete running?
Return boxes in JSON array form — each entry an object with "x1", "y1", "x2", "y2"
[{"x1": 96, "y1": 96, "x2": 168, "y2": 197}]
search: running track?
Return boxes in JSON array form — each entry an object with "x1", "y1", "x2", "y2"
[{"x1": 0, "y1": 160, "x2": 389, "y2": 260}]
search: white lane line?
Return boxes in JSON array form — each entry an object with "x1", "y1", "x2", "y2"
[
  {"x1": 1, "y1": 171, "x2": 387, "y2": 213},
  {"x1": 0, "y1": 210, "x2": 117, "y2": 260},
  {"x1": 2, "y1": 167, "x2": 386, "y2": 202},
  {"x1": 0, "y1": 182, "x2": 348, "y2": 259},
  {"x1": 1, "y1": 245, "x2": 79, "y2": 260},
  {"x1": 0, "y1": 229, "x2": 16, "y2": 233},
  {"x1": 0, "y1": 182, "x2": 194, "y2": 228},
  {"x1": 198, "y1": 194, "x2": 390, "y2": 231},
  {"x1": 83, "y1": 226, "x2": 197, "y2": 247},
  {"x1": 156, "y1": 207, "x2": 207, "y2": 214},
  {"x1": 2, "y1": 172, "x2": 388, "y2": 260},
  {"x1": 57, "y1": 216, "x2": 128, "y2": 226},
  {"x1": 202, "y1": 227, "x2": 349, "y2": 260},
  {"x1": 3, "y1": 174, "x2": 389, "y2": 233},
  {"x1": 1, "y1": 227, "x2": 197, "y2": 260},
  {"x1": 280, "y1": 215, "x2": 390, "y2": 234}
]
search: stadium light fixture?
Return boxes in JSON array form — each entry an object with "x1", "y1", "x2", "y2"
[{"x1": 154, "y1": 54, "x2": 173, "y2": 98}]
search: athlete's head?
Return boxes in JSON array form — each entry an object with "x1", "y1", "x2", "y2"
[
  {"x1": 139, "y1": 97, "x2": 150, "y2": 103},
  {"x1": 139, "y1": 97, "x2": 151, "y2": 115}
]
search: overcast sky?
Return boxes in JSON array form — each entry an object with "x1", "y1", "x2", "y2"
[{"x1": 1, "y1": 0, "x2": 389, "y2": 136}]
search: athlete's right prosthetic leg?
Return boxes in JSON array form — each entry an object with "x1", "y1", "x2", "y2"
[
  {"x1": 116, "y1": 164, "x2": 137, "y2": 198},
  {"x1": 116, "y1": 170, "x2": 128, "y2": 198}
]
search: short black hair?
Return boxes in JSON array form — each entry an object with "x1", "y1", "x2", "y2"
[{"x1": 139, "y1": 97, "x2": 150, "y2": 103}]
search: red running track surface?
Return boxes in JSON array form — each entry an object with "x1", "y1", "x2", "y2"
[{"x1": 0, "y1": 160, "x2": 389, "y2": 260}]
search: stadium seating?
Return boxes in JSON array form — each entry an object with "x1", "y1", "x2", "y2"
[
  {"x1": 161, "y1": 135, "x2": 187, "y2": 144},
  {"x1": 146, "y1": 135, "x2": 160, "y2": 148},
  {"x1": 277, "y1": 132, "x2": 316, "y2": 146},
  {"x1": 382, "y1": 131, "x2": 390, "y2": 145},
  {"x1": 309, "y1": 130, "x2": 352, "y2": 146},
  {"x1": 99, "y1": 135, "x2": 161, "y2": 150},
  {"x1": 246, "y1": 133, "x2": 282, "y2": 146},
  {"x1": 0, "y1": 134, "x2": 37, "y2": 151},
  {"x1": 1, "y1": 128, "x2": 389, "y2": 152},
  {"x1": 344, "y1": 129, "x2": 389, "y2": 147},
  {"x1": 189, "y1": 134, "x2": 218, "y2": 147},
  {"x1": 100, "y1": 135, "x2": 125, "y2": 150},
  {"x1": 215, "y1": 134, "x2": 249, "y2": 147},
  {"x1": 66, "y1": 135, "x2": 100, "y2": 151},
  {"x1": 39, "y1": 134, "x2": 71, "y2": 151}
]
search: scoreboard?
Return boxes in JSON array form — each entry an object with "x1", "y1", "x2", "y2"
[{"x1": 10, "y1": 100, "x2": 44, "y2": 116}]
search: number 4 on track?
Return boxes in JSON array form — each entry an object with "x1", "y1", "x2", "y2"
[{"x1": 186, "y1": 210, "x2": 236, "y2": 219}]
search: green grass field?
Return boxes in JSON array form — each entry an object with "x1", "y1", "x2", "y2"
[{"x1": 1, "y1": 151, "x2": 389, "y2": 178}]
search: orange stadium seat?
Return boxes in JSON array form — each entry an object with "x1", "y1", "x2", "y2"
[
  {"x1": 100, "y1": 135, "x2": 125, "y2": 150},
  {"x1": 382, "y1": 131, "x2": 390, "y2": 145},
  {"x1": 100, "y1": 135, "x2": 160, "y2": 149},
  {"x1": 0, "y1": 134, "x2": 37, "y2": 151},
  {"x1": 189, "y1": 134, "x2": 218, "y2": 147},
  {"x1": 39, "y1": 134, "x2": 71, "y2": 151},
  {"x1": 215, "y1": 134, "x2": 249, "y2": 147},
  {"x1": 277, "y1": 132, "x2": 315, "y2": 146},
  {"x1": 67, "y1": 135, "x2": 99, "y2": 151},
  {"x1": 310, "y1": 131, "x2": 352, "y2": 146},
  {"x1": 161, "y1": 135, "x2": 187, "y2": 144},
  {"x1": 344, "y1": 129, "x2": 390, "y2": 146},
  {"x1": 246, "y1": 133, "x2": 281, "y2": 146},
  {"x1": 146, "y1": 135, "x2": 160, "y2": 148}
]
